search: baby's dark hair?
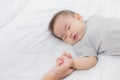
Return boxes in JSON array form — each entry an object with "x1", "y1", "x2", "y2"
[{"x1": 48, "y1": 10, "x2": 75, "y2": 39}]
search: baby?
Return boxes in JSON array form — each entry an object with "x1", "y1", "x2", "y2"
[
  {"x1": 49, "y1": 10, "x2": 97, "y2": 70},
  {"x1": 48, "y1": 10, "x2": 120, "y2": 79}
]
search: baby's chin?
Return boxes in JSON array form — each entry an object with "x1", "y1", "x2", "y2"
[
  {"x1": 66, "y1": 38, "x2": 81, "y2": 45},
  {"x1": 70, "y1": 40, "x2": 80, "y2": 45}
]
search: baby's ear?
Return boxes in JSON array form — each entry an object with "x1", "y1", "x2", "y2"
[{"x1": 74, "y1": 13, "x2": 83, "y2": 21}]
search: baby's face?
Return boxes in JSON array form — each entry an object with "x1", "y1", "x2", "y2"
[{"x1": 53, "y1": 13, "x2": 85, "y2": 45}]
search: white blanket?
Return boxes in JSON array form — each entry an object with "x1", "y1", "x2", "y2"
[{"x1": 0, "y1": 0, "x2": 120, "y2": 80}]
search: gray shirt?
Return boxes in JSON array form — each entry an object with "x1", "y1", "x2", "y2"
[{"x1": 73, "y1": 15, "x2": 120, "y2": 57}]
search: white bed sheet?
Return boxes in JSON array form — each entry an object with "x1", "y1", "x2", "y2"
[
  {"x1": 0, "y1": 0, "x2": 29, "y2": 29},
  {"x1": 0, "y1": 0, "x2": 120, "y2": 80}
]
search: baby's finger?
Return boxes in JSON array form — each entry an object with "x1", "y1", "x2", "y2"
[
  {"x1": 57, "y1": 55, "x2": 64, "y2": 61},
  {"x1": 59, "y1": 56, "x2": 64, "y2": 60},
  {"x1": 56, "y1": 57, "x2": 63, "y2": 66},
  {"x1": 68, "y1": 53, "x2": 72, "y2": 59},
  {"x1": 62, "y1": 51, "x2": 67, "y2": 56},
  {"x1": 59, "y1": 60, "x2": 64, "y2": 66}
]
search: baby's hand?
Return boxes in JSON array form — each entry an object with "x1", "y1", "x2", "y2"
[{"x1": 56, "y1": 52, "x2": 72, "y2": 66}]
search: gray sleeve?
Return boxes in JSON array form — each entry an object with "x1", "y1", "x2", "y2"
[{"x1": 72, "y1": 40, "x2": 97, "y2": 57}]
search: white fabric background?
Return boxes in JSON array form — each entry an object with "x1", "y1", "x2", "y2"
[
  {"x1": 0, "y1": 0, "x2": 29, "y2": 28},
  {"x1": 0, "y1": 0, "x2": 120, "y2": 80}
]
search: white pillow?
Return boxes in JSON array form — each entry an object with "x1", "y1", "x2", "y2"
[{"x1": 0, "y1": 0, "x2": 102, "y2": 55}]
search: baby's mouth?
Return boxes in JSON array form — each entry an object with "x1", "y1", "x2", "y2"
[{"x1": 73, "y1": 33, "x2": 78, "y2": 40}]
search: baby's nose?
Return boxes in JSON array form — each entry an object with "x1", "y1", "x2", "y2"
[
  {"x1": 67, "y1": 31, "x2": 72, "y2": 38},
  {"x1": 69, "y1": 32, "x2": 72, "y2": 38},
  {"x1": 65, "y1": 30, "x2": 72, "y2": 38}
]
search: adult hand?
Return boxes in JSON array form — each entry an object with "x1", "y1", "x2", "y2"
[{"x1": 42, "y1": 57, "x2": 75, "y2": 80}]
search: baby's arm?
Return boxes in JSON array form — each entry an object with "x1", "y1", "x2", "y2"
[
  {"x1": 72, "y1": 56, "x2": 97, "y2": 70},
  {"x1": 57, "y1": 52, "x2": 97, "y2": 70}
]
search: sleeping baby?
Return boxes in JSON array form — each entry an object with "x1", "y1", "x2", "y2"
[{"x1": 42, "y1": 10, "x2": 120, "y2": 80}]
